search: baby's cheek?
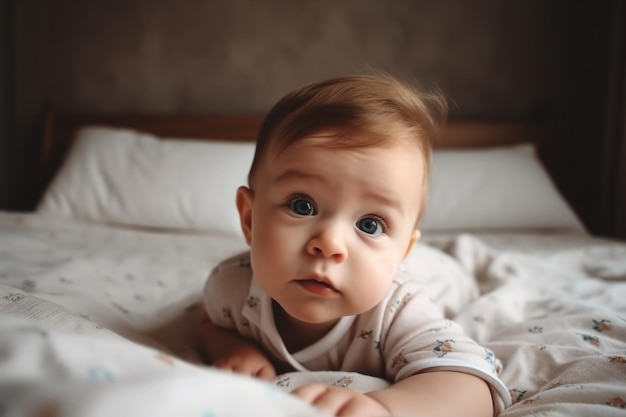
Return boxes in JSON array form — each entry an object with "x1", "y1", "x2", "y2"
[
  {"x1": 370, "y1": 255, "x2": 399, "y2": 288},
  {"x1": 380, "y1": 254, "x2": 401, "y2": 277}
]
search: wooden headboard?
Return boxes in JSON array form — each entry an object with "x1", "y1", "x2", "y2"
[{"x1": 40, "y1": 105, "x2": 544, "y2": 197}]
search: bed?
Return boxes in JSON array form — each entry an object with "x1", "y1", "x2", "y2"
[{"x1": 1, "y1": 109, "x2": 625, "y2": 417}]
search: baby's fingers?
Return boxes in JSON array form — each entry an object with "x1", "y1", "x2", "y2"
[
  {"x1": 292, "y1": 384, "x2": 389, "y2": 417},
  {"x1": 293, "y1": 384, "x2": 346, "y2": 415},
  {"x1": 292, "y1": 383, "x2": 328, "y2": 403},
  {"x1": 213, "y1": 357, "x2": 275, "y2": 380}
]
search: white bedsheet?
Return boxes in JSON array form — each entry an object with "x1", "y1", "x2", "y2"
[{"x1": 1, "y1": 211, "x2": 625, "y2": 416}]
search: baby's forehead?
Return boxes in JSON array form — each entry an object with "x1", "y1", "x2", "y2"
[
  {"x1": 267, "y1": 134, "x2": 428, "y2": 184},
  {"x1": 250, "y1": 127, "x2": 430, "y2": 191},
  {"x1": 270, "y1": 126, "x2": 427, "y2": 156}
]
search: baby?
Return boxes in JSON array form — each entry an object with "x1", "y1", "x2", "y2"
[{"x1": 199, "y1": 74, "x2": 509, "y2": 416}]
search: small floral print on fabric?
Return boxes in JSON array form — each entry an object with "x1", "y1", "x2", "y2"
[
  {"x1": 359, "y1": 330, "x2": 373, "y2": 340},
  {"x1": 592, "y1": 319, "x2": 612, "y2": 332},
  {"x1": 2, "y1": 293, "x2": 25, "y2": 302},
  {"x1": 433, "y1": 339, "x2": 455, "y2": 358},
  {"x1": 520, "y1": 397, "x2": 538, "y2": 406},
  {"x1": 473, "y1": 314, "x2": 486, "y2": 323},
  {"x1": 21, "y1": 279, "x2": 36, "y2": 291},
  {"x1": 246, "y1": 296, "x2": 260, "y2": 308},
  {"x1": 484, "y1": 348, "x2": 496, "y2": 368},
  {"x1": 528, "y1": 326, "x2": 543, "y2": 334},
  {"x1": 545, "y1": 381, "x2": 563, "y2": 390},
  {"x1": 222, "y1": 307, "x2": 233, "y2": 320},
  {"x1": 609, "y1": 355, "x2": 626, "y2": 365},
  {"x1": 276, "y1": 375, "x2": 291, "y2": 388},
  {"x1": 427, "y1": 321, "x2": 453, "y2": 332},
  {"x1": 577, "y1": 333, "x2": 600, "y2": 346},
  {"x1": 509, "y1": 388, "x2": 527, "y2": 404},
  {"x1": 391, "y1": 353, "x2": 408, "y2": 370},
  {"x1": 387, "y1": 293, "x2": 412, "y2": 314},
  {"x1": 334, "y1": 376, "x2": 354, "y2": 388},
  {"x1": 607, "y1": 397, "x2": 626, "y2": 408}
]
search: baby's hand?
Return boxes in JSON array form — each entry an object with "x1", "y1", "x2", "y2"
[
  {"x1": 292, "y1": 383, "x2": 390, "y2": 417},
  {"x1": 213, "y1": 341, "x2": 276, "y2": 380}
]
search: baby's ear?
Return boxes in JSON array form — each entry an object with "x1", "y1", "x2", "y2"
[
  {"x1": 402, "y1": 229, "x2": 421, "y2": 259},
  {"x1": 236, "y1": 186, "x2": 254, "y2": 246}
]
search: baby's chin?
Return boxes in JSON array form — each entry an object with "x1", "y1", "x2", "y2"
[{"x1": 273, "y1": 300, "x2": 342, "y2": 326}]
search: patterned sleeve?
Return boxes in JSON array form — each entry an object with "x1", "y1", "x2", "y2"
[
  {"x1": 202, "y1": 251, "x2": 252, "y2": 330},
  {"x1": 380, "y1": 279, "x2": 511, "y2": 410}
]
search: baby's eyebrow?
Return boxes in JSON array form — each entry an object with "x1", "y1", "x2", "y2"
[
  {"x1": 362, "y1": 190, "x2": 403, "y2": 214},
  {"x1": 274, "y1": 169, "x2": 327, "y2": 185}
]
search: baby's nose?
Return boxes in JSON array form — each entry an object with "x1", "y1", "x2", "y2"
[{"x1": 306, "y1": 227, "x2": 348, "y2": 262}]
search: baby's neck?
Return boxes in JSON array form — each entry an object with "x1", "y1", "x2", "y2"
[{"x1": 272, "y1": 301, "x2": 338, "y2": 353}]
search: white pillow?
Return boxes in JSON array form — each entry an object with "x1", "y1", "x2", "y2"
[
  {"x1": 38, "y1": 127, "x2": 585, "y2": 235},
  {"x1": 420, "y1": 144, "x2": 586, "y2": 232},
  {"x1": 38, "y1": 126, "x2": 255, "y2": 236}
]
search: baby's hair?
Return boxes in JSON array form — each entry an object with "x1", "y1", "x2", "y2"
[{"x1": 248, "y1": 73, "x2": 447, "y2": 224}]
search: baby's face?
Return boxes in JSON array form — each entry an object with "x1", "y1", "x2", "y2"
[{"x1": 245, "y1": 134, "x2": 425, "y2": 327}]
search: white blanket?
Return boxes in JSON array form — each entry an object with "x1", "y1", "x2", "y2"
[{"x1": 1, "y1": 211, "x2": 625, "y2": 416}]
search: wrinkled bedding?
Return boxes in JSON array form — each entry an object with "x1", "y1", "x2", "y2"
[{"x1": 1, "y1": 211, "x2": 625, "y2": 416}]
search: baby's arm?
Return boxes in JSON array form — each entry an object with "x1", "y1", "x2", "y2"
[
  {"x1": 198, "y1": 311, "x2": 276, "y2": 380},
  {"x1": 293, "y1": 370, "x2": 493, "y2": 417}
]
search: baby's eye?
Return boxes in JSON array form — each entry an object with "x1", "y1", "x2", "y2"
[
  {"x1": 287, "y1": 196, "x2": 317, "y2": 216},
  {"x1": 356, "y1": 216, "x2": 385, "y2": 235}
]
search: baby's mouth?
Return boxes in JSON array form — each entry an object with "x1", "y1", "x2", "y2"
[{"x1": 295, "y1": 277, "x2": 340, "y2": 296}]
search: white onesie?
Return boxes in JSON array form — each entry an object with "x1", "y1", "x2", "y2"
[{"x1": 203, "y1": 251, "x2": 511, "y2": 410}]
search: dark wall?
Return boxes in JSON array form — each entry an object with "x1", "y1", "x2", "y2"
[
  {"x1": 543, "y1": 1, "x2": 624, "y2": 237},
  {"x1": 0, "y1": 0, "x2": 9, "y2": 209},
  {"x1": 2, "y1": 0, "x2": 622, "y2": 236}
]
